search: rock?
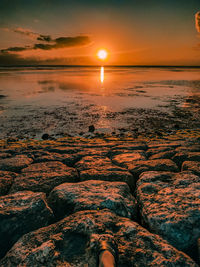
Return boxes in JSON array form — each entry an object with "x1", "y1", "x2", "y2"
[
  {"x1": 78, "y1": 148, "x2": 108, "y2": 158},
  {"x1": 33, "y1": 152, "x2": 81, "y2": 167},
  {"x1": 129, "y1": 159, "x2": 178, "y2": 179},
  {"x1": 0, "y1": 191, "x2": 53, "y2": 259},
  {"x1": 89, "y1": 125, "x2": 95, "y2": 132},
  {"x1": 172, "y1": 152, "x2": 200, "y2": 168},
  {"x1": 0, "y1": 155, "x2": 33, "y2": 172},
  {"x1": 0, "y1": 153, "x2": 11, "y2": 159},
  {"x1": 48, "y1": 180, "x2": 137, "y2": 220},
  {"x1": 0, "y1": 209, "x2": 197, "y2": 266},
  {"x1": 75, "y1": 156, "x2": 134, "y2": 191},
  {"x1": 112, "y1": 152, "x2": 146, "y2": 168},
  {"x1": 46, "y1": 146, "x2": 81, "y2": 154},
  {"x1": 9, "y1": 161, "x2": 79, "y2": 194},
  {"x1": 136, "y1": 171, "x2": 200, "y2": 256},
  {"x1": 108, "y1": 143, "x2": 148, "y2": 157},
  {"x1": 113, "y1": 143, "x2": 148, "y2": 151},
  {"x1": 0, "y1": 171, "x2": 16, "y2": 196},
  {"x1": 149, "y1": 150, "x2": 176, "y2": 160},
  {"x1": 148, "y1": 142, "x2": 183, "y2": 149},
  {"x1": 42, "y1": 133, "x2": 49, "y2": 140},
  {"x1": 182, "y1": 161, "x2": 200, "y2": 176},
  {"x1": 175, "y1": 145, "x2": 200, "y2": 153},
  {"x1": 6, "y1": 137, "x2": 18, "y2": 144},
  {"x1": 75, "y1": 155, "x2": 122, "y2": 172},
  {"x1": 146, "y1": 147, "x2": 174, "y2": 158},
  {"x1": 82, "y1": 132, "x2": 95, "y2": 138}
]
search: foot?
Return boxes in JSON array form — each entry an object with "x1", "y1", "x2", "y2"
[{"x1": 99, "y1": 250, "x2": 116, "y2": 267}]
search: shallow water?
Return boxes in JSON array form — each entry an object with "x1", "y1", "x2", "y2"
[{"x1": 0, "y1": 67, "x2": 199, "y2": 139}]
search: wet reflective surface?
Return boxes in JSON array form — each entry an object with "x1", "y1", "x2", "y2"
[{"x1": 0, "y1": 67, "x2": 199, "y2": 138}]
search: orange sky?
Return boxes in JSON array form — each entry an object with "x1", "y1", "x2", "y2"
[{"x1": 0, "y1": 0, "x2": 199, "y2": 65}]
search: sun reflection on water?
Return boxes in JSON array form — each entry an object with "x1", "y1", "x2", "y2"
[{"x1": 100, "y1": 66, "x2": 104, "y2": 83}]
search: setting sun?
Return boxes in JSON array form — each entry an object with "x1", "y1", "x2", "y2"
[{"x1": 97, "y1": 49, "x2": 108, "y2": 60}]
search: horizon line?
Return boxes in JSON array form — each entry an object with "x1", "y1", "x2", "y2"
[{"x1": 0, "y1": 64, "x2": 200, "y2": 68}]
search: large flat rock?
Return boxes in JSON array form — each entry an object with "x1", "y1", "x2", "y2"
[
  {"x1": 0, "y1": 153, "x2": 11, "y2": 159},
  {"x1": 107, "y1": 143, "x2": 148, "y2": 157},
  {"x1": 148, "y1": 142, "x2": 183, "y2": 149},
  {"x1": 75, "y1": 156, "x2": 134, "y2": 190},
  {"x1": 146, "y1": 146, "x2": 174, "y2": 158},
  {"x1": 48, "y1": 180, "x2": 137, "y2": 220},
  {"x1": 0, "y1": 209, "x2": 197, "y2": 266},
  {"x1": 129, "y1": 159, "x2": 178, "y2": 178},
  {"x1": 182, "y1": 161, "x2": 200, "y2": 176},
  {"x1": 9, "y1": 161, "x2": 79, "y2": 194},
  {"x1": 0, "y1": 171, "x2": 16, "y2": 196},
  {"x1": 0, "y1": 155, "x2": 33, "y2": 172},
  {"x1": 26, "y1": 150, "x2": 82, "y2": 167},
  {"x1": 136, "y1": 171, "x2": 200, "y2": 255},
  {"x1": 175, "y1": 145, "x2": 200, "y2": 153},
  {"x1": 45, "y1": 146, "x2": 82, "y2": 154},
  {"x1": 149, "y1": 150, "x2": 176, "y2": 160},
  {"x1": 0, "y1": 191, "x2": 53, "y2": 259},
  {"x1": 172, "y1": 152, "x2": 200, "y2": 168},
  {"x1": 112, "y1": 151, "x2": 146, "y2": 168}
]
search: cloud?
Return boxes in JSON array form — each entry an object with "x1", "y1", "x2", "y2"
[
  {"x1": 1, "y1": 35, "x2": 91, "y2": 53},
  {"x1": 54, "y1": 36, "x2": 90, "y2": 48},
  {"x1": 37, "y1": 35, "x2": 52, "y2": 42},
  {"x1": 33, "y1": 36, "x2": 91, "y2": 50},
  {"x1": 1, "y1": 46, "x2": 29, "y2": 53},
  {"x1": 2, "y1": 27, "x2": 52, "y2": 42},
  {"x1": 2, "y1": 27, "x2": 91, "y2": 48},
  {"x1": 0, "y1": 29, "x2": 92, "y2": 65},
  {"x1": 33, "y1": 43, "x2": 52, "y2": 50},
  {"x1": 195, "y1": 11, "x2": 200, "y2": 33},
  {"x1": 12, "y1": 27, "x2": 39, "y2": 39}
]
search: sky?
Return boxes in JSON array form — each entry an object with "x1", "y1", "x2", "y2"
[{"x1": 0, "y1": 0, "x2": 199, "y2": 66}]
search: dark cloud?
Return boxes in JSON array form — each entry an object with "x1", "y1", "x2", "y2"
[
  {"x1": 0, "y1": 34, "x2": 91, "y2": 55},
  {"x1": 33, "y1": 36, "x2": 91, "y2": 50},
  {"x1": 37, "y1": 35, "x2": 52, "y2": 42},
  {"x1": 3, "y1": 27, "x2": 90, "y2": 49},
  {"x1": 195, "y1": 11, "x2": 200, "y2": 33},
  {"x1": 33, "y1": 43, "x2": 52, "y2": 50},
  {"x1": 54, "y1": 36, "x2": 90, "y2": 48},
  {"x1": 1, "y1": 46, "x2": 29, "y2": 53},
  {"x1": 0, "y1": 34, "x2": 92, "y2": 65}
]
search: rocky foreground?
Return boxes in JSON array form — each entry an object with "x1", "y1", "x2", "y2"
[{"x1": 0, "y1": 132, "x2": 200, "y2": 266}]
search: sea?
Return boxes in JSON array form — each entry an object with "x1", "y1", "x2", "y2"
[{"x1": 0, "y1": 66, "x2": 199, "y2": 139}]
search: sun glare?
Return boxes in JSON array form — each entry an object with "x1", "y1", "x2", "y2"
[{"x1": 97, "y1": 49, "x2": 108, "y2": 60}]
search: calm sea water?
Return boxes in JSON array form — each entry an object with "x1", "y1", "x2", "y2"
[{"x1": 0, "y1": 67, "x2": 199, "y2": 139}]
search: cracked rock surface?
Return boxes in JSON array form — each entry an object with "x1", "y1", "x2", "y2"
[
  {"x1": 48, "y1": 180, "x2": 137, "y2": 220},
  {"x1": 0, "y1": 191, "x2": 53, "y2": 259},
  {"x1": 0, "y1": 209, "x2": 197, "y2": 267},
  {"x1": 136, "y1": 171, "x2": 200, "y2": 255},
  {"x1": 0, "y1": 135, "x2": 199, "y2": 266}
]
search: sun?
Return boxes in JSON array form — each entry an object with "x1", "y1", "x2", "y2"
[{"x1": 97, "y1": 49, "x2": 108, "y2": 60}]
